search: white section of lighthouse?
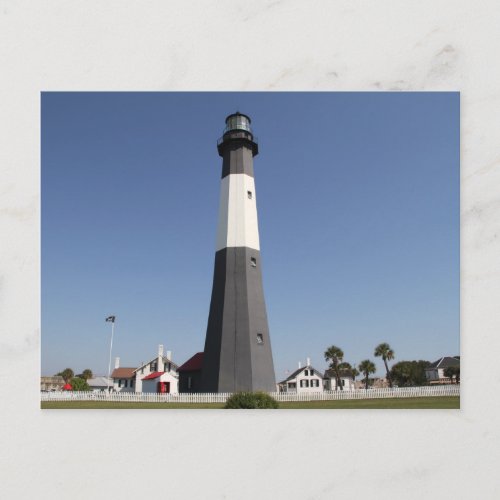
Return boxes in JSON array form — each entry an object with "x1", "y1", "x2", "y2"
[{"x1": 216, "y1": 173, "x2": 260, "y2": 251}]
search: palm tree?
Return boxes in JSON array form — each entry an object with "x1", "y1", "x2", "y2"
[
  {"x1": 81, "y1": 369, "x2": 93, "y2": 381},
  {"x1": 57, "y1": 368, "x2": 74, "y2": 384},
  {"x1": 374, "y1": 343, "x2": 395, "y2": 387},
  {"x1": 358, "y1": 359, "x2": 376, "y2": 390},
  {"x1": 324, "y1": 345, "x2": 344, "y2": 391}
]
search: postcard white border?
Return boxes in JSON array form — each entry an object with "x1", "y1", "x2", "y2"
[{"x1": 1, "y1": 1, "x2": 499, "y2": 498}]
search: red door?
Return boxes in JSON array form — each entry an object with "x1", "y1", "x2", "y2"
[{"x1": 157, "y1": 381, "x2": 171, "y2": 393}]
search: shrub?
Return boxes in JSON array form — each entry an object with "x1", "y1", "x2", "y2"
[
  {"x1": 70, "y1": 377, "x2": 91, "y2": 391},
  {"x1": 224, "y1": 391, "x2": 278, "y2": 409}
]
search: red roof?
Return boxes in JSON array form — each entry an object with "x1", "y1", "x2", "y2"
[
  {"x1": 178, "y1": 352, "x2": 204, "y2": 372},
  {"x1": 142, "y1": 371, "x2": 164, "y2": 380}
]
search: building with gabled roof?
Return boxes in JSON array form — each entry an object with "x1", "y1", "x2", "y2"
[
  {"x1": 110, "y1": 345, "x2": 179, "y2": 393},
  {"x1": 141, "y1": 370, "x2": 179, "y2": 394},
  {"x1": 425, "y1": 356, "x2": 460, "y2": 384},
  {"x1": 323, "y1": 369, "x2": 356, "y2": 391},
  {"x1": 278, "y1": 359, "x2": 324, "y2": 393},
  {"x1": 111, "y1": 366, "x2": 136, "y2": 392},
  {"x1": 133, "y1": 345, "x2": 179, "y2": 393},
  {"x1": 87, "y1": 376, "x2": 112, "y2": 392}
]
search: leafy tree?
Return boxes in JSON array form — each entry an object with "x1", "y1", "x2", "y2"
[
  {"x1": 390, "y1": 360, "x2": 430, "y2": 387},
  {"x1": 374, "y1": 343, "x2": 395, "y2": 388},
  {"x1": 358, "y1": 359, "x2": 376, "y2": 389},
  {"x1": 70, "y1": 377, "x2": 91, "y2": 391},
  {"x1": 444, "y1": 365, "x2": 460, "y2": 384},
  {"x1": 324, "y1": 345, "x2": 345, "y2": 391},
  {"x1": 57, "y1": 368, "x2": 74, "y2": 383},
  {"x1": 224, "y1": 392, "x2": 278, "y2": 409},
  {"x1": 79, "y1": 369, "x2": 93, "y2": 381}
]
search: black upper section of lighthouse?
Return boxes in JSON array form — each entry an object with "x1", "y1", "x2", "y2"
[
  {"x1": 217, "y1": 112, "x2": 259, "y2": 158},
  {"x1": 218, "y1": 112, "x2": 259, "y2": 179}
]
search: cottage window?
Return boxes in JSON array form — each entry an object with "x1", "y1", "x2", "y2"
[
  {"x1": 118, "y1": 380, "x2": 122, "y2": 388},
  {"x1": 188, "y1": 377, "x2": 192, "y2": 390}
]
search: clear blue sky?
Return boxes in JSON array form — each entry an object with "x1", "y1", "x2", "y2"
[{"x1": 41, "y1": 92, "x2": 459, "y2": 380}]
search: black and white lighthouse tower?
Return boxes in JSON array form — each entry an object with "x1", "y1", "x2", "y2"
[{"x1": 201, "y1": 112, "x2": 276, "y2": 393}]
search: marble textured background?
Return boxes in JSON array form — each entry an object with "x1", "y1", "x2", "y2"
[{"x1": 1, "y1": 1, "x2": 499, "y2": 498}]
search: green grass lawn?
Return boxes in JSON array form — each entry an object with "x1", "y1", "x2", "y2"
[{"x1": 41, "y1": 396, "x2": 459, "y2": 410}]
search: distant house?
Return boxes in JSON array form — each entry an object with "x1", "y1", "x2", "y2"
[
  {"x1": 87, "y1": 376, "x2": 112, "y2": 392},
  {"x1": 111, "y1": 358, "x2": 136, "y2": 392},
  {"x1": 40, "y1": 376, "x2": 64, "y2": 391},
  {"x1": 133, "y1": 345, "x2": 179, "y2": 393},
  {"x1": 278, "y1": 361, "x2": 324, "y2": 393},
  {"x1": 323, "y1": 369, "x2": 356, "y2": 391},
  {"x1": 178, "y1": 352, "x2": 204, "y2": 393},
  {"x1": 425, "y1": 356, "x2": 460, "y2": 384}
]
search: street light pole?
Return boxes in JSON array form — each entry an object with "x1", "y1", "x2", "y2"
[{"x1": 105, "y1": 316, "x2": 116, "y2": 393}]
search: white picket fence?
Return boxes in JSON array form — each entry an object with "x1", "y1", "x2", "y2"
[{"x1": 41, "y1": 385, "x2": 459, "y2": 403}]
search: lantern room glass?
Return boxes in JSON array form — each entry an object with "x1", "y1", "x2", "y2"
[{"x1": 224, "y1": 114, "x2": 252, "y2": 134}]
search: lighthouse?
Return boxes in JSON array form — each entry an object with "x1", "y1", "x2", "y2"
[{"x1": 201, "y1": 112, "x2": 276, "y2": 393}]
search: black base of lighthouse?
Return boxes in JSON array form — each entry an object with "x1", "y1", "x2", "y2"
[{"x1": 201, "y1": 247, "x2": 276, "y2": 393}]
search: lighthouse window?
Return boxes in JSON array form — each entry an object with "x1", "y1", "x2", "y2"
[
  {"x1": 250, "y1": 257, "x2": 257, "y2": 267},
  {"x1": 247, "y1": 191, "x2": 253, "y2": 199},
  {"x1": 257, "y1": 333, "x2": 264, "y2": 344}
]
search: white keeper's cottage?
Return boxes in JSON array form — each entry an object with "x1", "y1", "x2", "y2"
[
  {"x1": 110, "y1": 345, "x2": 179, "y2": 393},
  {"x1": 133, "y1": 345, "x2": 179, "y2": 394},
  {"x1": 278, "y1": 359, "x2": 324, "y2": 393}
]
